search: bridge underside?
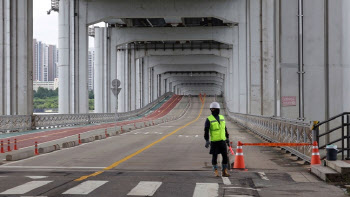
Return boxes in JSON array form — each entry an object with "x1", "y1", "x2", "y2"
[{"x1": 0, "y1": 0, "x2": 350, "y2": 123}]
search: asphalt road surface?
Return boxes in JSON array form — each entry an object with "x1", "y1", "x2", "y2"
[{"x1": 0, "y1": 97, "x2": 346, "y2": 197}]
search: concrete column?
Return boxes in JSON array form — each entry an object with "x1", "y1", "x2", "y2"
[
  {"x1": 94, "y1": 27, "x2": 105, "y2": 113},
  {"x1": 261, "y1": 0, "x2": 275, "y2": 116},
  {"x1": 58, "y1": 0, "x2": 70, "y2": 114},
  {"x1": 142, "y1": 57, "x2": 149, "y2": 106},
  {"x1": 130, "y1": 48, "x2": 136, "y2": 110},
  {"x1": 0, "y1": 0, "x2": 33, "y2": 115},
  {"x1": 249, "y1": 0, "x2": 262, "y2": 115},
  {"x1": 109, "y1": 28, "x2": 117, "y2": 113},
  {"x1": 342, "y1": 0, "x2": 350, "y2": 112},
  {"x1": 58, "y1": 0, "x2": 88, "y2": 114},
  {"x1": 233, "y1": 26, "x2": 240, "y2": 112},
  {"x1": 117, "y1": 49, "x2": 125, "y2": 112},
  {"x1": 135, "y1": 58, "x2": 141, "y2": 109}
]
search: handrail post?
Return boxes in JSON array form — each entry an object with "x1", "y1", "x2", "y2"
[
  {"x1": 342, "y1": 115, "x2": 345, "y2": 160},
  {"x1": 347, "y1": 115, "x2": 350, "y2": 160}
]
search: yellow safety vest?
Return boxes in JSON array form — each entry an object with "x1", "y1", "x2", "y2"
[{"x1": 208, "y1": 114, "x2": 226, "y2": 142}]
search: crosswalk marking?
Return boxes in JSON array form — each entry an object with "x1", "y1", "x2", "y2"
[
  {"x1": 223, "y1": 187, "x2": 261, "y2": 191},
  {"x1": 193, "y1": 183, "x2": 219, "y2": 197},
  {"x1": 62, "y1": 181, "x2": 108, "y2": 195},
  {"x1": 222, "y1": 177, "x2": 231, "y2": 185},
  {"x1": 257, "y1": 172, "x2": 269, "y2": 180},
  {"x1": 26, "y1": 176, "x2": 48, "y2": 180},
  {"x1": 127, "y1": 181, "x2": 162, "y2": 196},
  {"x1": 225, "y1": 195, "x2": 255, "y2": 197},
  {"x1": 0, "y1": 181, "x2": 52, "y2": 195}
]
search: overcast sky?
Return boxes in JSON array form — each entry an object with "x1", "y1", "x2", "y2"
[
  {"x1": 34, "y1": 0, "x2": 98, "y2": 47},
  {"x1": 33, "y1": 0, "x2": 58, "y2": 45}
]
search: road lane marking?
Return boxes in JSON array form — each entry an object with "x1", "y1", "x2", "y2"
[
  {"x1": 193, "y1": 183, "x2": 218, "y2": 197},
  {"x1": 222, "y1": 187, "x2": 261, "y2": 191},
  {"x1": 257, "y1": 172, "x2": 269, "y2": 180},
  {"x1": 75, "y1": 96, "x2": 205, "y2": 181},
  {"x1": 0, "y1": 181, "x2": 52, "y2": 195},
  {"x1": 26, "y1": 176, "x2": 48, "y2": 179},
  {"x1": 63, "y1": 181, "x2": 108, "y2": 195},
  {"x1": 225, "y1": 195, "x2": 254, "y2": 197},
  {"x1": 127, "y1": 181, "x2": 162, "y2": 196},
  {"x1": 222, "y1": 177, "x2": 232, "y2": 185}
]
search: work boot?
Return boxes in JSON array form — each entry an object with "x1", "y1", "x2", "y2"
[
  {"x1": 213, "y1": 165, "x2": 219, "y2": 177},
  {"x1": 222, "y1": 164, "x2": 230, "y2": 177}
]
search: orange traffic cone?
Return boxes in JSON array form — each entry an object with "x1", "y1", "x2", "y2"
[
  {"x1": 233, "y1": 141, "x2": 245, "y2": 169},
  {"x1": 311, "y1": 141, "x2": 321, "y2": 165},
  {"x1": 34, "y1": 141, "x2": 39, "y2": 155}
]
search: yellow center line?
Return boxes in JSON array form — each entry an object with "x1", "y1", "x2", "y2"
[{"x1": 74, "y1": 96, "x2": 206, "y2": 181}]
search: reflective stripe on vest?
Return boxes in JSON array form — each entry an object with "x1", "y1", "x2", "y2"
[{"x1": 208, "y1": 114, "x2": 226, "y2": 142}]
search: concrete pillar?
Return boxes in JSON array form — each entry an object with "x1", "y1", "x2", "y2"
[
  {"x1": 130, "y1": 48, "x2": 136, "y2": 110},
  {"x1": 58, "y1": 0, "x2": 88, "y2": 114},
  {"x1": 94, "y1": 27, "x2": 105, "y2": 113},
  {"x1": 109, "y1": 28, "x2": 117, "y2": 113},
  {"x1": 249, "y1": 0, "x2": 262, "y2": 115},
  {"x1": 233, "y1": 26, "x2": 240, "y2": 112},
  {"x1": 0, "y1": 0, "x2": 33, "y2": 115},
  {"x1": 116, "y1": 49, "x2": 124, "y2": 112},
  {"x1": 261, "y1": 0, "x2": 275, "y2": 116},
  {"x1": 142, "y1": 57, "x2": 149, "y2": 106},
  {"x1": 342, "y1": 0, "x2": 350, "y2": 112}
]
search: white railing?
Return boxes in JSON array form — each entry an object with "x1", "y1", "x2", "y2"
[
  {"x1": 0, "y1": 93, "x2": 174, "y2": 133},
  {"x1": 223, "y1": 100, "x2": 313, "y2": 162}
]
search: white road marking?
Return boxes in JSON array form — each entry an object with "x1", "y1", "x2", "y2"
[
  {"x1": 179, "y1": 135, "x2": 183, "y2": 137},
  {"x1": 222, "y1": 187, "x2": 261, "y2": 191},
  {"x1": 26, "y1": 176, "x2": 48, "y2": 179},
  {"x1": 127, "y1": 181, "x2": 162, "y2": 196},
  {"x1": 257, "y1": 172, "x2": 269, "y2": 180},
  {"x1": 222, "y1": 177, "x2": 231, "y2": 185},
  {"x1": 186, "y1": 136, "x2": 189, "y2": 138},
  {"x1": 159, "y1": 133, "x2": 162, "y2": 134},
  {"x1": 0, "y1": 181, "x2": 53, "y2": 195},
  {"x1": 225, "y1": 195, "x2": 255, "y2": 197},
  {"x1": 195, "y1": 135, "x2": 199, "y2": 137},
  {"x1": 144, "y1": 132, "x2": 149, "y2": 134},
  {"x1": 193, "y1": 183, "x2": 219, "y2": 197},
  {"x1": 63, "y1": 181, "x2": 108, "y2": 195}
]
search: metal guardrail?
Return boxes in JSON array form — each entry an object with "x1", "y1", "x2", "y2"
[
  {"x1": 223, "y1": 101, "x2": 313, "y2": 162},
  {"x1": 314, "y1": 112, "x2": 350, "y2": 160},
  {"x1": 0, "y1": 92, "x2": 174, "y2": 133}
]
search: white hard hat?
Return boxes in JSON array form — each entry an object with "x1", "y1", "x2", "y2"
[{"x1": 210, "y1": 102, "x2": 220, "y2": 109}]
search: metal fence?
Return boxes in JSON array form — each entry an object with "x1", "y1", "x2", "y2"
[
  {"x1": 223, "y1": 101, "x2": 313, "y2": 162},
  {"x1": 0, "y1": 92, "x2": 174, "y2": 133}
]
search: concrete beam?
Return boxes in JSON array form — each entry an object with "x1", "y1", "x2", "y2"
[
  {"x1": 111, "y1": 27, "x2": 234, "y2": 46},
  {"x1": 84, "y1": 0, "x2": 238, "y2": 24},
  {"x1": 147, "y1": 55, "x2": 229, "y2": 68},
  {"x1": 135, "y1": 49, "x2": 232, "y2": 59}
]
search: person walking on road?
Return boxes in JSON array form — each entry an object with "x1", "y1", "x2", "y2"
[{"x1": 204, "y1": 102, "x2": 230, "y2": 177}]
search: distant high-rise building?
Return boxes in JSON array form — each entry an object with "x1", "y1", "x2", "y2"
[
  {"x1": 33, "y1": 39, "x2": 58, "y2": 83},
  {"x1": 48, "y1": 45, "x2": 58, "y2": 81},
  {"x1": 88, "y1": 49, "x2": 95, "y2": 91}
]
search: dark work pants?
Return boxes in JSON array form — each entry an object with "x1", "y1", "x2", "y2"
[{"x1": 210, "y1": 140, "x2": 228, "y2": 166}]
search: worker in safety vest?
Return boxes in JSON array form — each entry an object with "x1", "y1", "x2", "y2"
[{"x1": 204, "y1": 102, "x2": 230, "y2": 177}]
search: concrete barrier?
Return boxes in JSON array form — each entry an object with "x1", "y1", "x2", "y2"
[
  {"x1": 62, "y1": 140, "x2": 79, "y2": 148},
  {"x1": 81, "y1": 136, "x2": 95, "y2": 143},
  {"x1": 38, "y1": 144, "x2": 60, "y2": 154},
  {"x1": 6, "y1": 150, "x2": 35, "y2": 161}
]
